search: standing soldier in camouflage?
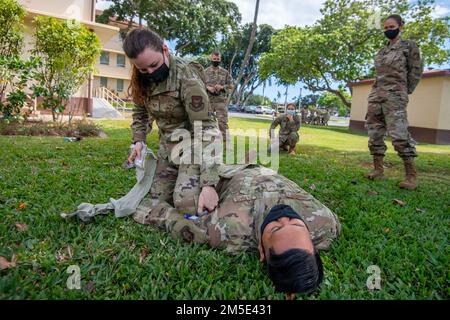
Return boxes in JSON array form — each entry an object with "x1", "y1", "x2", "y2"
[
  {"x1": 308, "y1": 108, "x2": 316, "y2": 125},
  {"x1": 123, "y1": 28, "x2": 221, "y2": 215},
  {"x1": 301, "y1": 107, "x2": 308, "y2": 124},
  {"x1": 270, "y1": 103, "x2": 301, "y2": 155},
  {"x1": 133, "y1": 164, "x2": 341, "y2": 296},
  {"x1": 204, "y1": 51, "x2": 234, "y2": 140},
  {"x1": 365, "y1": 14, "x2": 423, "y2": 190},
  {"x1": 322, "y1": 109, "x2": 330, "y2": 126}
]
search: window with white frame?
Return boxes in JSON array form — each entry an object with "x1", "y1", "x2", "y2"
[
  {"x1": 100, "y1": 77, "x2": 108, "y2": 87},
  {"x1": 117, "y1": 79, "x2": 124, "y2": 92},
  {"x1": 100, "y1": 51, "x2": 109, "y2": 65},
  {"x1": 117, "y1": 54, "x2": 126, "y2": 68}
]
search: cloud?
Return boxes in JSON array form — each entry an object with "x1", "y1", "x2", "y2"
[
  {"x1": 230, "y1": 0, "x2": 326, "y2": 28},
  {"x1": 431, "y1": 4, "x2": 450, "y2": 18}
]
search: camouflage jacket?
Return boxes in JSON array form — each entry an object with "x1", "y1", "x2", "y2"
[
  {"x1": 369, "y1": 38, "x2": 423, "y2": 102},
  {"x1": 135, "y1": 165, "x2": 341, "y2": 254},
  {"x1": 131, "y1": 54, "x2": 221, "y2": 187},
  {"x1": 270, "y1": 114, "x2": 301, "y2": 136},
  {"x1": 204, "y1": 65, "x2": 234, "y2": 102}
]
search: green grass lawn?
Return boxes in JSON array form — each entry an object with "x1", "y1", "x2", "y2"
[{"x1": 1, "y1": 117, "x2": 449, "y2": 299}]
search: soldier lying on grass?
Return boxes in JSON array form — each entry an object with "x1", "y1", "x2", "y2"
[{"x1": 133, "y1": 164, "x2": 341, "y2": 296}]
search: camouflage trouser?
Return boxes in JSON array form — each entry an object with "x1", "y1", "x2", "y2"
[
  {"x1": 146, "y1": 157, "x2": 201, "y2": 215},
  {"x1": 279, "y1": 132, "x2": 299, "y2": 151},
  {"x1": 210, "y1": 99, "x2": 228, "y2": 140},
  {"x1": 366, "y1": 98, "x2": 417, "y2": 158}
]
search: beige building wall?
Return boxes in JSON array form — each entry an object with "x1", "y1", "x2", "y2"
[
  {"x1": 93, "y1": 76, "x2": 131, "y2": 100},
  {"x1": 349, "y1": 72, "x2": 450, "y2": 144},
  {"x1": 438, "y1": 79, "x2": 450, "y2": 131},
  {"x1": 95, "y1": 51, "x2": 131, "y2": 79},
  {"x1": 15, "y1": 0, "x2": 131, "y2": 116},
  {"x1": 92, "y1": 21, "x2": 133, "y2": 101},
  {"x1": 349, "y1": 85, "x2": 370, "y2": 122},
  {"x1": 103, "y1": 32, "x2": 125, "y2": 52},
  {"x1": 18, "y1": 0, "x2": 93, "y2": 21}
]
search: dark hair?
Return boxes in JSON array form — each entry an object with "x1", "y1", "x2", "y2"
[
  {"x1": 212, "y1": 51, "x2": 221, "y2": 56},
  {"x1": 267, "y1": 248, "x2": 323, "y2": 295},
  {"x1": 123, "y1": 28, "x2": 164, "y2": 59},
  {"x1": 385, "y1": 14, "x2": 405, "y2": 27},
  {"x1": 123, "y1": 28, "x2": 165, "y2": 105},
  {"x1": 287, "y1": 103, "x2": 297, "y2": 109}
]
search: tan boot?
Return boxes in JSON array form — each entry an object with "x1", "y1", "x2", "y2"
[
  {"x1": 365, "y1": 155, "x2": 385, "y2": 180},
  {"x1": 399, "y1": 157, "x2": 417, "y2": 190}
]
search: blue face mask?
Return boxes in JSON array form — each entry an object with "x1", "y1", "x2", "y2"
[{"x1": 287, "y1": 110, "x2": 296, "y2": 116}]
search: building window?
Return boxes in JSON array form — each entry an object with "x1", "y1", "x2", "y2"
[
  {"x1": 117, "y1": 54, "x2": 126, "y2": 68},
  {"x1": 117, "y1": 79, "x2": 124, "y2": 92},
  {"x1": 100, "y1": 51, "x2": 109, "y2": 65},
  {"x1": 100, "y1": 77, "x2": 108, "y2": 87}
]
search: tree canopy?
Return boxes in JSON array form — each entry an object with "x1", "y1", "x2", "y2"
[
  {"x1": 31, "y1": 17, "x2": 102, "y2": 121},
  {"x1": 96, "y1": 0, "x2": 241, "y2": 56}
]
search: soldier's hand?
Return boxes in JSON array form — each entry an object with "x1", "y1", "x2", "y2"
[
  {"x1": 198, "y1": 186, "x2": 219, "y2": 214},
  {"x1": 128, "y1": 142, "x2": 143, "y2": 164},
  {"x1": 207, "y1": 86, "x2": 216, "y2": 93},
  {"x1": 214, "y1": 84, "x2": 224, "y2": 91}
]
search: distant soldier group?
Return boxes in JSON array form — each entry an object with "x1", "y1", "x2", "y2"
[{"x1": 300, "y1": 107, "x2": 331, "y2": 126}]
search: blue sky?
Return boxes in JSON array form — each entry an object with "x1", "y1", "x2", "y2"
[{"x1": 97, "y1": 0, "x2": 450, "y2": 102}]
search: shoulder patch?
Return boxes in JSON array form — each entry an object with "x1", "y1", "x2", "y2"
[{"x1": 190, "y1": 96, "x2": 204, "y2": 112}]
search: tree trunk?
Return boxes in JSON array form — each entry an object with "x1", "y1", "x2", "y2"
[
  {"x1": 229, "y1": 49, "x2": 238, "y2": 75},
  {"x1": 226, "y1": 0, "x2": 260, "y2": 106},
  {"x1": 235, "y1": 72, "x2": 257, "y2": 107},
  {"x1": 312, "y1": 66, "x2": 352, "y2": 108},
  {"x1": 331, "y1": 88, "x2": 351, "y2": 108}
]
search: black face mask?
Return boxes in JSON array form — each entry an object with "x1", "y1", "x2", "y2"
[
  {"x1": 143, "y1": 52, "x2": 170, "y2": 83},
  {"x1": 384, "y1": 28, "x2": 400, "y2": 40},
  {"x1": 147, "y1": 62, "x2": 169, "y2": 83},
  {"x1": 260, "y1": 204, "x2": 308, "y2": 236},
  {"x1": 212, "y1": 61, "x2": 220, "y2": 67}
]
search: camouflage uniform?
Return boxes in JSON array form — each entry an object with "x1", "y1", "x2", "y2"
[
  {"x1": 322, "y1": 110, "x2": 330, "y2": 126},
  {"x1": 366, "y1": 38, "x2": 423, "y2": 158},
  {"x1": 204, "y1": 65, "x2": 234, "y2": 140},
  {"x1": 134, "y1": 165, "x2": 341, "y2": 254},
  {"x1": 131, "y1": 54, "x2": 221, "y2": 214},
  {"x1": 301, "y1": 108, "x2": 308, "y2": 124},
  {"x1": 270, "y1": 114, "x2": 301, "y2": 151}
]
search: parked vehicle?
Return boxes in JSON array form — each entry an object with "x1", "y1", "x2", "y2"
[
  {"x1": 228, "y1": 104, "x2": 238, "y2": 112},
  {"x1": 244, "y1": 105, "x2": 257, "y2": 113},
  {"x1": 259, "y1": 106, "x2": 274, "y2": 114},
  {"x1": 254, "y1": 106, "x2": 264, "y2": 114}
]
